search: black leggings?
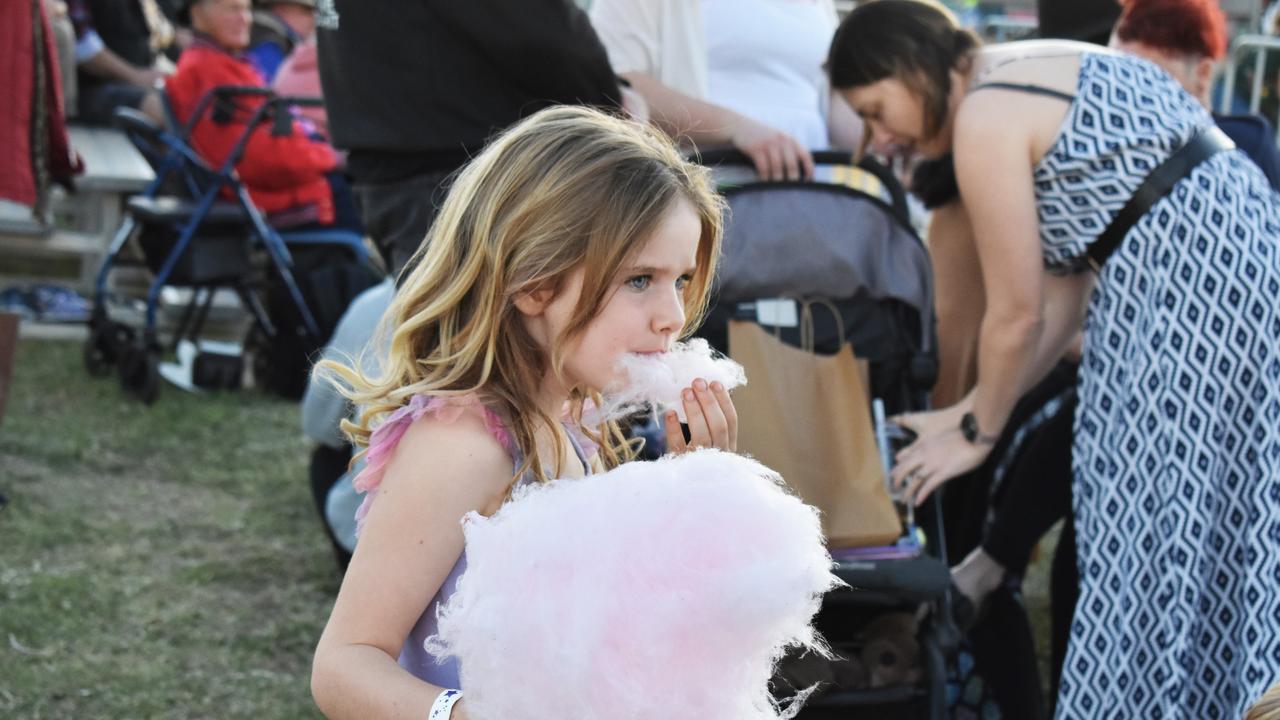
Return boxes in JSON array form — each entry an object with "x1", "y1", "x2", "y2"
[
  {"x1": 939, "y1": 361, "x2": 1080, "y2": 718},
  {"x1": 985, "y1": 363, "x2": 1080, "y2": 712},
  {"x1": 981, "y1": 373, "x2": 1079, "y2": 707},
  {"x1": 982, "y1": 372, "x2": 1076, "y2": 575}
]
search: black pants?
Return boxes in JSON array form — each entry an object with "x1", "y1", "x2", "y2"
[
  {"x1": 352, "y1": 170, "x2": 455, "y2": 280},
  {"x1": 980, "y1": 364, "x2": 1079, "y2": 709},
  {"x1": 77, "y1": 80, "x2": 149, "y2": 126},
  {"x1": 310, "y1": 444, "x2": 353, "y2": 571},
  {"x1": 981, "y1": 366, "x2": 1077, "y2": 574},
  {"x1": 939, "y1": 361, "x2": 1080, "y2": 718}
]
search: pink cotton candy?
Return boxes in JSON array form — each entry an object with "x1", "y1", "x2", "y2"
[
  {"x1": 426, "y1": 449, "x2": 839, "y2": 720},
  {"x1": 594, "y1": 338, "x2": 747, "y2": 423}
]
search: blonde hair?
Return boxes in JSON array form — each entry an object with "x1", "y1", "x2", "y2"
[
  {"x1": 321, "y1": 105, "x2": 725, "y2": 485},
  {"x1": 1248, "y1": 682, "x2": 1280, "y2": 720}
]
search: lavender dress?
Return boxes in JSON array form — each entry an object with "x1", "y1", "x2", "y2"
[{"x1": 353, "y1": 394, "x2": 593, "y2": 689}]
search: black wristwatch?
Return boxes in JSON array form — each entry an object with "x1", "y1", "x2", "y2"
[{"x1": 960, "y1": 412, "x2": 999, "y2": 446}]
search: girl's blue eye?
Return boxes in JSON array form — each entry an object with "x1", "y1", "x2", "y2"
[
  {"x1": 675, "y1": 274, "x2": 692, "y2": 291},
  {"x1": 627, "y1": 275, "x2": 652, "y2": 290}
]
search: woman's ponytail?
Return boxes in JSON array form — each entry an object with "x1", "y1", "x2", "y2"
[{"x1": 952, "y1": 27, "x2": 981, "y2": 68}]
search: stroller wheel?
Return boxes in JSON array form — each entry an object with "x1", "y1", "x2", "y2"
[
  {"x1": 118, "y1": 341, "x2": 160, "y2": 404},
  {"x1": 84, "y1": 321, "x2": 131, "y2": 377},
  {"x1": 84, "y1": 336, "x2": 112, "y2": 377},
  {"x1": 243, "y1": 325, "x2": 272, "y2": 392}
]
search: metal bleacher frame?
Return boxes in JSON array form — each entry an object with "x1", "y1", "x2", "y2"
[{"x1": 1219, "y1": 34, "x2": 1280, "y2": 146}]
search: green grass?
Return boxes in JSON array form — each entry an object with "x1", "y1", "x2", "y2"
[
  {"x1": 0, "y1": 338, "x2": 1060, "y2": 717},
  {"x1": 0, "y1": 340, "x2": 338, "y2": 719}
]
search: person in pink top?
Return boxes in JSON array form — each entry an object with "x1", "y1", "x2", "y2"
[
  {"x1": 310, "y1": 106, "x2": 740, "y2": 719},
  {"x1": 270, "y1": 34, "x2": 329, "y2": 139}
]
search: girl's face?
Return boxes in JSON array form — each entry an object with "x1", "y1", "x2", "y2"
[
  {"x1": 840, "y1": 77, "x2": 950, "y2": 159},
  {"x1": 530, "y1": 197, "x2": 702, "y2": 397}
]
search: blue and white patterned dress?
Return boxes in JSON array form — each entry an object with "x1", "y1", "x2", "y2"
[{"x1": 1027, "y1": 52, "x2": 1280, "y2": 718}]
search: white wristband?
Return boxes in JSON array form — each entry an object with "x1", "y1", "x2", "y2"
[{"x1": 429, "y1": 689, "x2": 462, "y2": 719}]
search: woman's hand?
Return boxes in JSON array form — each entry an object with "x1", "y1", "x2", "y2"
[
  {"x1": 450, "y1": 697, "x2": 470, "y2": 720},
  {"x1": 889, "y1": 426, "x2": 991, "y2": 506},
  {"x1": 889, "y1": 404, "x2": 968, "y2": 443},
  {"x1": 729, "y1": 115, "x2": 814, "y2": 181},
  {"x1": 664, "y1": 378, "x2": 738, "y2": 454}
]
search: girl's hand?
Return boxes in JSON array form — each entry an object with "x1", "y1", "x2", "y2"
[
  {"x1": 889, "y1": 427, "x2": 991, "y2": 506},
  {"x1": 664, "y1": 378, "x2": 738, "y2": 454},
  {"x1": 450, "y1": 698, "x2": 470, "y2": 720}
]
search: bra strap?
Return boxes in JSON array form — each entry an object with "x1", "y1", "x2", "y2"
[{"x1": 970, "y1": 81, "x2": 1076, "y2": 103}]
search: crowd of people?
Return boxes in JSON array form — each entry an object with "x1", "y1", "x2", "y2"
[
  {"x1": 11, "y1": 0, "x2": 1280, "y2": 717},
  {"x1": 307, "y1": 1, "x2": 1280, "y2": 719},
  {"x1": 33, "y1": 0, "x2": 353, "y2": 232}
]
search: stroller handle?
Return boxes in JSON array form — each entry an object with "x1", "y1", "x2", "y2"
[
  {"x1": 694, "y1": 148, "x2": 859, "y2": 168},
  {"x1": 697, "y1": 148, "x2": 914, "y2": 230},
  {"x1": 272, "y1": 95, "x2": 324, "y2": 109},
  {"x1": 263, "y1": 95, "x2": 324, "y2": 137},
  {"x1": 182, "y1": 87, "x2": 328, "y2": 171},
  {"x1": 182, "y1": 85, "x2": 273, "y2": 137}
]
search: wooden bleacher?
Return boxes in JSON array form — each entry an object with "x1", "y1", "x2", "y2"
[{"x1": 0, "y1": 124, "x2": 154, "y2": 293}]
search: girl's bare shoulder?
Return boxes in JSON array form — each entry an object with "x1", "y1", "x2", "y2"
[{"x1": 381, "y1": 400, "x2": 517, "y2": 511}]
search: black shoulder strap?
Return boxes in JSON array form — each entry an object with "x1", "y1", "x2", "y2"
[
  {"x1": 1084, "y1": 127, "x2": 1235, "y2": 272},
  {"x1": 970, "y1": 82, "x2": 1076, "y2": 103}
]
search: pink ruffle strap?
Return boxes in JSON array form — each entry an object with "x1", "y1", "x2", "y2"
[
  {"x1": 353, "y1": 394, "x2": 513, "y2": 532},
  {"x1": 569, "y1": 399, "x2": 603, "y2": 462}
]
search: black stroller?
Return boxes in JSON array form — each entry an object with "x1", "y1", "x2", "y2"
[
  {"x1": 695, "y1": 150, "x2": 960, "y2": 718},
  {"x1": 84, "y1": 86, "x2": 379, "y2": 403}
]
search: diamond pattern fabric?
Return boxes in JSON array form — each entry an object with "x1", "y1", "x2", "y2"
[{"x1": 1032, "y1": 53, "x2": 1280, "y2": 719}]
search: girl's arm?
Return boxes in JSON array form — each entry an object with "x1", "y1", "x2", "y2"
[
  {"x1": 311, "y1": 413, "x2": 513, "y2": 719},
  {"x1": 622, "y1": 71, "x2": 815, "y2": 181}
]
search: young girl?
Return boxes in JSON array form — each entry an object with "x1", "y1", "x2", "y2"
[{"x1": 309, "y1": 105, "x2": 737, "y2": 720}]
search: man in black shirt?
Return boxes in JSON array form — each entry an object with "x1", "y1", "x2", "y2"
[
  {"x1": 67, "y1": 0, "x2": 182, "y2": 124},
  {"x1": 316, "y1": 0, "x2": 625, "y2": 278}
]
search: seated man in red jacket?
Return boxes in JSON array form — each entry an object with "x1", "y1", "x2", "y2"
[{"x1": 165, "y1": 0, "x2": 357, "y2": 230}]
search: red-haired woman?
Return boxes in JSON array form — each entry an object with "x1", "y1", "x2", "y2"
[{"x1": 1110, "y1": 0, "x2": 1280, "y2": 188}]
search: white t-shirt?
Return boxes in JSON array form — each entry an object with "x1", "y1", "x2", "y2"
[
  {"x1": 703, "y1": 0, "x2": 835, "y2": 149},
  {"x1": 590, "y1": 0, "x2": 838, "y2": 149},
  {"x1": 590, "y1": 0, "x2": 709, "y2": 99}
]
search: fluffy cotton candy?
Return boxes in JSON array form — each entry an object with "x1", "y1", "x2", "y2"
[
  {"x1": 427, "y1": 449, "x2": 839, "y2": 720},
  {"x1": 595, "y1": 338, "x2": 747, "y2": 423}
]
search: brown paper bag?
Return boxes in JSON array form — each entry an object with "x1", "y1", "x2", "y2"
[{"x1": 729, "y1": 306, "x2": 902, "y2": 548}]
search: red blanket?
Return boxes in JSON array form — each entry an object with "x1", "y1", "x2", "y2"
[{"x1": 0, "y1": 0, "x2": 80, "y2": 212}]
